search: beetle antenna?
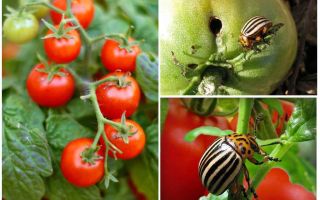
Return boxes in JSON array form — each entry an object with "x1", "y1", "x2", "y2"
[{"x1": 253, "y1": 113, "x2": 264, "y2": 135}]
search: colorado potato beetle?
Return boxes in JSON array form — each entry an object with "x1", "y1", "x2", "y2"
[
  {"x1": 239, "y1": 16, "x2": 273, "y2": 48},
  {"x1": 198, "y1": 133, "x2": 280, "y2": 199}
]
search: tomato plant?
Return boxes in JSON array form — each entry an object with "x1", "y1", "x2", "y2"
[
  {"x1": 160, "y1": 0, "x2": 297, "y2": 95},
  {"x1": 26, "y1": 63, "x2": 75, "y2": 107},
  {"x1": 161, "y1": 99, "x2": 230, "y2": 200},
  {"x1": 100, "y1": 119, "x2": 146, "y2": 160},
  {"x1": 61, "y1": 138, "x2": 105, "y2": 187},
  {"x1": 3, "y1": 0, "x2": 158, "y2": 199},
  {"x1": 50, "y1": 0, "x2": 95, "y2": 29},
  {"x1": 96, "y1": 72, "x2": 141, "y2": 119},
  {"x1": 100, "y1": 39, "x2": 141, "y2": 72},
  {"x1": 3, "y1": 11, "x2": 39, "y2": 44},
  {"x1": 43, "y1": 25, "x2": 81, "y2": 64},
  {"x1": 20, "y1": 0, "x2": 50, "y2": 19}
]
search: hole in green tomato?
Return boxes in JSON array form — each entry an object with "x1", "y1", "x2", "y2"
[{"x1": 209, "y1": 17, "x2": 222, "y2": 35}]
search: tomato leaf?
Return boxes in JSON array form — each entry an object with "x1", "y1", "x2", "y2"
[
  {"x1": 136, "y1": 53, "x2": 158, "y2": 102},
  {"x1": 128, "y1": 123, "x2": 158, "y2": 200},
  {"x1": 45, "y1": 164, "x2": 102, "y2": 200},
  {"x1": 260, "y1": 98, "x2": 283, "y2": 116},
  {"x1": 45, "y1": 111, "x2": 95, "y2": 151},
  {"x1": 102, "y1": 178, "x2": 136, "y2": 200},
  {"x1": 185, "y1": 126, "x2": 233, "y2": 142},
  {"x1": 3, "y1": 94, "x2": 52, "y2": 200},
  {"x1": 160, "y1": 98, "x2": 169, "y2": 133},
  {"x1": 285, "y1": 99, "x2": 316, "y2": 142}
]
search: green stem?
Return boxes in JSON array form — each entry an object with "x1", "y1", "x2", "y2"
[
  {"x1": 21, "y1": 1, "x2": 64, "y2": 14},
  {"x1": 236, "y1": 98, "x2": 254, "y2": 134}
]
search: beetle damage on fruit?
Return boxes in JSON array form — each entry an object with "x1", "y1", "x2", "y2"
[{"x1": 209, "y1": 16, "x2": 222, "y2": 36}]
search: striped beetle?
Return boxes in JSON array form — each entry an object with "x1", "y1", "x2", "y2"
[
  {"x1": 239, "y1": 16, "x2": 273, "y2": 48},
  {"x1": 198, "y1": 133, "x2": 280, "y2": 199}
]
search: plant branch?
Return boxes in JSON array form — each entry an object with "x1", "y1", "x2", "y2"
[{"x1": 236, "y1": 98, "x2": 254, "y2": 134}]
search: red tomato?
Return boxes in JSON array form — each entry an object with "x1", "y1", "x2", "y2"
[
  {"x1": 43, "y1": 26, "x2": 81, "y2": 64},
  {"x1": 161, "y1": 99, "x2": 230, "y2": 200},
  {"x1": 100, "y1": 119, "x2": 146, "y2": 160},
  {"x1": 272, "y1": 100, "x2": 294, "y2": 135},
  {"x1": 96, "y1": 72, "x2": 141, "y2": 119},
  {"x1": 2, "y1": 41, "x2": 20, "y2": 61},
  {"x1": 26, "y1": 63, "x2": 75, "y2": 107},
  {"x1": 50, "y1": 0, "x2": 95, "y2": 29},
  {"x1": 256, "y1": 168, "x2": 315, "y2": 200},
  {"x1": 61, "y1": 138, "x2": 104, "y2": 187},
  {"x1": 100, "y1": 39, "x2": 141, "y2": 72}
]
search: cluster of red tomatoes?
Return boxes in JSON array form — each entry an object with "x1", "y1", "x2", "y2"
[
  {"x1": 161, "y1": 99, "x2": 315, "y2": 200},
  {"x1": 5, "y1": 0, "x2": 146, "y2": 188}
]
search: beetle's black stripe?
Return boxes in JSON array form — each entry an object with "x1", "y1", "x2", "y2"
[
  {"x1": 198, "y1": 138, "x2": 224, "y2": 172},
  {"x1": 199, "y1": 149, "x2": 224, "y2": 176},
  {"x1": 241, "y1": 16, "x2": 272, "y2": 37},
  {"x1": 208, "y1": 152, "x2": 238, "y2": 193},
  {"x1": 202, "y1": 148, "x2": 233, "y2": 185}
]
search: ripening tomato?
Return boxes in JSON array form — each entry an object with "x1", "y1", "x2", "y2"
[
  {"x1": 100, "y1": 39, "x2": 141, "y2": 72},
  {"x1": 61, "y1": 138, "x2": 104, "y2": 187},
  {"x1": 100, "y1": 119, "x2": 146, "y2": 160},
  {"x1": 96, "y1": 72, "x2": 141, "y2": 119},
  {"x1": 161, "y1": 99, "x2": 230, "y2": 200},
  {"x1": 3, "y1": 13, "x2": 39, "y2": 44},
  {"x1": 50, "y1": 0, "x2": 95, "y2": 29},
  {"x1": 256, "y1": 168, "x2": 315, "y2": 200},
  {"x1": 2, "y1": 41, "x2": 20, "y2": 61},
  {"x1": 43, "y1": 26, "x2": 81, "y2": 64},
  {"x1": 26, "y1": 64, "x2": 75, "y2": 107}
]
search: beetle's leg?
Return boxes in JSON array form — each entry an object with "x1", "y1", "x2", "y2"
[
  {"x1": 248, "y1": 157, "x2": 264, "y2": 165},
  {"x1": 243, "y1": 165, "x2": 258, "y2": 199},
  {"x1": 260, "y1": 141, "x2": 282, "y2": 147},
  {"x1": 240, "y1": 185, "x2": 249, "y2": 200}
]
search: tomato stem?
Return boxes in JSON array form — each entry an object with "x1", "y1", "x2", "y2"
[{"x1": 236, "y1": 98, "x2": 254, "y2": 134}]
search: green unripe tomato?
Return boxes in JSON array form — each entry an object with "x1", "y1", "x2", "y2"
[
  {"x1": 20, "y1": 0, "x2": 50, "y2": 19},
  {"x1": 160, "y1": 0, "x2": 298, "y2": 95},
  {"x1": 3, "y1": 13, "x2": 39, "y2": 44}
]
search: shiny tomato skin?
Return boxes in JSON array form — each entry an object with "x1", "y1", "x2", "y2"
[
  {"x1": 43, "y1": 26, "x2": 81, "y2": 64},
  {"x1": 161, "y1": 99, "x2": 230, "y2": 200},
  {"x1": 61, "y1": 138, "x2": 104, "y2": 187},
  {"x1": 96, "y1": 72, "x2": 141, "y2": 119},
  {"x1": 100, "y1": 39, "x2": 141, "y2": 72},
  {"x1": 50, "y1": 0, "x2": 95, "y2": 29},
  {"x1": 100, "y1": 119, "x2": 146, "y2": 160},
  {"x1": 256, "y1": 168, "x2": 315, "y2": 200},
  {"x1": 26, "y1": 64, "x2": 75, "y2": 107}
]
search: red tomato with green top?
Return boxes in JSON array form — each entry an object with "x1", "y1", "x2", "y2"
[
  {"x1": 50, "y1": 0, "x2": 95, "y2": 29},
  {"x1": 61, "y1": 138, "x2": 104, "y2": 187},
  {"x1": 26, "y1": 63, "x2": 75, "y2": 107},
  {"x1": 100, "y1": 39, "x2": 141, "y2": 72},
  {"x1": 161, "y1": 99, "x2": 230, "y2": 200},
  {"x1": 256, "y1": 168, "x2": 315, "y2": 200},
  {"x1": 43, "y1": 26, "x2": 81, "y2": 64},
  {"x1": 100, "y1": 119, "x2": 146, "y2": 160},
  {"x1": 96, "y1": 72, "x2": 141, "y2": 119}
]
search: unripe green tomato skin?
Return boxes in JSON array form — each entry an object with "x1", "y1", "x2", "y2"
[
  {"x1": 20, "y1": 0, "x2": 50, "y2": 19},
  {"x1": 160, "y1": 0, "x2": 298, "y2": 95},
  {"x1": 3, "y1": 14, "x2": 39, "y2": 44}
]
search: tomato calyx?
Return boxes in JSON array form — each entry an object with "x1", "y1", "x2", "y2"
[
  {"x1": 106, "y1": 26, "x2": 142, "y2": 52},
  {"x1": 80, "y1": 146, "x2": 104, "y2": 165},
  {"x1": 112, "y1": 113, "x2": 137, "y2": 144},
  {"x1": 42, "y1": 15, "x2": 78, "y2": 40}
]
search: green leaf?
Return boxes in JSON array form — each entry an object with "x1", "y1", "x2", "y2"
[
  {"x1": 102, "y1": 178, "x2": 136, "y2": 200},
  {"x1": 136, "y1": 53, "x2": 158, "y2": 102},
  {"x1": 67, "y1": 98, "x2": 95, "y2": 120},
  {"x1": 199, "y1": 192, "x2": 228, "y2": 200},
  {"x1": 45, "y1": 164, "x2": 102, "y2": 200},
  {"x1": 45, "y1": 111, "x2": 95, "y2": 151},
  {"x1": 127, "y1": 122, "x2": 158, "y2": 200},
  {"x1": 3, "y1": 94, "x2": 52, "y2": 200},
  {"x1": 160, "y1": 98, "x2": 168, "y2": 133},
  {"x1": 260, "y1": 98, "x2": 283, "y2": 116},
  {"x1": 285, "y1": 99, "x2": 316, "y2": 142},
  {"x1": 185, "y1": 126, "x2": 233, "y2": 142}
]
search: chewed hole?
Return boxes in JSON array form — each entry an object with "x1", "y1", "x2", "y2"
[{"x1": 209, "y1": 16, "x2": 222, "y2": 35}]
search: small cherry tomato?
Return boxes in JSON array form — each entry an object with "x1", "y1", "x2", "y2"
[
  {"x1": 96, "y1": 72, "x2": 141, "y2": 119},
  {"x1": 50, "y1": 0, "x2": 95, "y2": 29},
  {"x1": 100, "y1": 119, "x2": 146, "y2": 160},
  {"x1": 100, "y1": 39, "x2": 141, "y2": 72},
  {"x1": 43, "y1": 26, "x2": 81, "y2": 64},
  {"x1": 256, "y1": 168, "x2": 315, "y2": 200},
  {"x1": 26, "y1": 63, "x2": 75, "y2": 107},
  {"x1": 3, "y1": 13, "x2": 39, "y2": 44},
  {"x1": 61, "y1": 138, "x2": 104, "y2": 187}
]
